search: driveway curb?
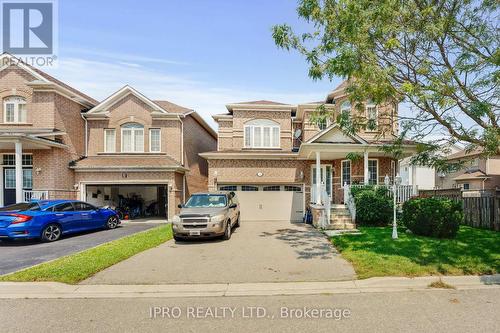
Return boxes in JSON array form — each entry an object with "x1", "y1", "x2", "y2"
[{"x1": 1, "y1": 275, "x2": 498, "y2": 299}]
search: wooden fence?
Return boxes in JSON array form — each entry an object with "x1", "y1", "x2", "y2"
[{"x1": 419, "y1": 188, "x2": 500, "y2": 231}]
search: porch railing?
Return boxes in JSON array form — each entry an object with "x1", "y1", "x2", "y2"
[
  {"x1": 23, "y1": 190, "x2": 49, "y2": 202},
  {"x1": 343, "y1": 183, "x2": 356, "y2": 223},
  {"x1": 348, "y1": 184, "x2": 418, "y2": 204},
  {"x1": 320, "y1": 184, "x2": 330, "y2": 228}
]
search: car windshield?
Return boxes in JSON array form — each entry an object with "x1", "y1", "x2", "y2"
[
  {"x1": 0, "y1": 202, "x2": 40, "y2": 211},
  {"x1": 184, "y1": 194, "x2": 227, "y2": 208}
]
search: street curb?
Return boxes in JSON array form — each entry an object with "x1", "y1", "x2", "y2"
[{"x1": 0, "y1": 275, "x2": 498, "y2": 299}]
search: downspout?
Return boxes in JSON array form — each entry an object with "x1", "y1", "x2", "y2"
[
  {"x1": 80, "y1": 112, "x2": 88, "y2": 156},
  {"x1": 178, "y1": 115, "x2": 184, "y2": 166}
]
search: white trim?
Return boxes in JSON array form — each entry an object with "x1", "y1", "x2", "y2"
[
  {"x1": 305, "y1": 124, "x2": 368, "y2": 144},
  {"x1": 365, "y1": 102, "x2": 379, "y2": 132},
  {"x1": 310, "y1": 163, "x2": 333, "y2": 200},
  {"x1": 368, "y1": 158, "x2": 379, "y2": 185},
  {"x1": 104, "y1": 129, "x2": 116, "y2": 153},
  {"x1": 3, "y1": 96, "x2": 27, "y2": 124},
  {"x1": 244, "y1": 120, "x2": 280, "y2": 149},
  {"x1": 341, "y1": 159, "x2": 351, "y2": 188},
  {"x1": 121, "y1": 123, "x2": 144, "y2": 153},
  {"x1": 87, "y1": 85, "x2": 168, "y2": 114},
  {"x1": 149, "y1": 128, "x2": 161, "y2": 153}
]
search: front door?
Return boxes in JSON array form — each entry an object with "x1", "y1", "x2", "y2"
[
  {"x1": 3, "y1": 167, "x2": 33, "y2": 206},
  {"x1": 311, "y1": 165, "x2": 332, "y2": 203}
]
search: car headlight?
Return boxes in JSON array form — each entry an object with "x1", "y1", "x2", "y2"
[
  {"x1": 172, "y1": 215, "x2": 181, "y2": 224},
  {"x1": 210, "y1": 214, "x2": 225, "y2": 223}
]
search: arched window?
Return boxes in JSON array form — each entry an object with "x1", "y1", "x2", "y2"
[
  {"x1": 121, "y1": 123, "x2": 144, "y2": 152},
  {"x1": 244, "y1": 119, "x2": 280, "y2": 148},
  {"x1": 340, "y1": 101, "x2": 351, "y2": 116},
  {"x1": 3, "y1": 96, "x2": 27, "y2": 123}
]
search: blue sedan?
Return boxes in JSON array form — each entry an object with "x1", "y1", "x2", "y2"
[{"x1": 0, "y1": 200, "x2": 120, "y2": 242}]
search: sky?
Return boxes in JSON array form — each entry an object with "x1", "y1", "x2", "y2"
[{"x1": 45, "y1": 0, "x2": 342, "y2": 129}]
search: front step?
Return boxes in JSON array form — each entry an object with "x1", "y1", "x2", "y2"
[{"x1": 329, "y1": 204, "x2": 355, "y2": 230}]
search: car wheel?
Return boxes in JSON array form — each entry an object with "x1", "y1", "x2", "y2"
[
  {"x1": 41, "y1": 224, "x2": 62, "y2": 242},
  {"x1": 222, "y1": 221, "x2": 232, "y2": 240},
  {"x1": 173, "y1": 235, "x2": 183, "y2": 242},
  {"x1": 106, "y1": 216, "x2": 119, "y2": 229},
  {"x1": 235, "y1": 214, "x2": 240, "y2": 228}
]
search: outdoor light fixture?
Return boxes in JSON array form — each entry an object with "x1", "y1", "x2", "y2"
[
  {"x1": 257, "y1": 172, "x2": 263, "y2": 177},
  {"x1": 35, "y1": 167, "x2": 42, "y2": 175}
]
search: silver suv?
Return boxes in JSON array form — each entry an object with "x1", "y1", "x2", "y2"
[{"x1": 172, "y1": 192, "x2": 240, "y2": 241}]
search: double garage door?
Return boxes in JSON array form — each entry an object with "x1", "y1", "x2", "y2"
[{"x1": 218, "y1": 184, "x2": 304, "y2": 222}]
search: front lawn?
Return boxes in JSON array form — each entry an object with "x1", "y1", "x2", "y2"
[
  {"x1": 0, "y1": 224, "x2": 172, "y2": 284},
  {"x1": 331, "y1": 226, "x2": 500, "y2": 279}
]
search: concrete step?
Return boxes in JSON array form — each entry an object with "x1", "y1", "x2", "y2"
[
  {"x1": 331, "y1": 204, "x2": 347, "y2": 209},
  {"x1": 328, "y1": 222, "x2": 357, "y2": 230},
  {"x1": 331, "y1": 211, "x2": 351, "y2": 217},
  {"x1": 324, "y1": 229, "x2": 362, "y2": 237}
]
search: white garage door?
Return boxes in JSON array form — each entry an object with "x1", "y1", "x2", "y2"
[{"x1": 218, "y1": 184, "x2": 304, "y2": 222}]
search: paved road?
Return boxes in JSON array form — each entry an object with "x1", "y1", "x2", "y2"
[
  {"x1": 0, "y1": 224, "x2": 158, "y2": 275},
  {"x1": 0, "y1": 289, "x2": 498, "y2": 332},
  {"x1": 82, "y1": 220, "x2": 355, "y2": 284}
]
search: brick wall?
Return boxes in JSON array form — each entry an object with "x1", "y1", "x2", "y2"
[{"x1": 182, "y1": 115, "x2": 216, "y2": 197}]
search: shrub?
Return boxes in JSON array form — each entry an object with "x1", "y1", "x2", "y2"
[
  {"x1": 353, "y1": 188, "x2": 393, "y2": 226},
  {"x1": 401, "y1": 197, "x2": 463, "y2": 238}
]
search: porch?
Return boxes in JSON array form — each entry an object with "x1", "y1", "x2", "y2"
[{"x1": 0, "y1": 133, "x2": 68, "y2": 206}]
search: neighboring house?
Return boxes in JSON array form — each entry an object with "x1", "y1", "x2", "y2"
[
  {"x1": 200, "y1": 82, "x2": 416, "y2": 222},
  {"x1": 0, "y1": 54, "x2": 216, "y2": 220},
  {"x1": 399, "y1": 144, "x2": 462, "y2": 190},
  {"x1": 435, "y1": 148, "x2": 500, "y2": 191}
]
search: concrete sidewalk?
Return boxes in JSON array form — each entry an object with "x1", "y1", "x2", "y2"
[{"x1": 1, "y1": 275, "x2": 499, "y2": 299}]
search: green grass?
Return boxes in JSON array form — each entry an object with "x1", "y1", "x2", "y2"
[
  {"x1": 331, "y1": 226, "x2": 500, "y2": 279},
  {"x1": 0, "y1": 224, "x2": 172, "y2": 284}
]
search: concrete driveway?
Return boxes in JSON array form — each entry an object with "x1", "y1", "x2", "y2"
[
  {"x1": 0, "y1": 224, "x2": 157, "y2": 275},
  {"x1": 82, "y1": 221, "x2": 355, "y2": 284}
]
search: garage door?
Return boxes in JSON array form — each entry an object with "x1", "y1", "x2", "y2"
[{"x1": 218, "y1": 184, "x2": 304, "y2": 222}]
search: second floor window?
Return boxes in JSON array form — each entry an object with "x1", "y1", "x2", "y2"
[
  {"x1": 366, "y1": 102, "x2": 378, "y2": 131},
  {"x1": 149, "y1": 129, "x2": 161, "y2": 152},
  {"x1": 244, "y1": 119, "x2": 280, "y2": 148},
  {"x1": 104, "y1": 129, "x2": 116, "y2": 153},
  {"x1": 121, "y1": 123, "x2": 144, "y2": 152},
  {"x1": 340, "y1": 101, "x2": 351, "y2": 118},
  {"x1": 3, "y1": 96, "x2": 27, "y2": 123}
]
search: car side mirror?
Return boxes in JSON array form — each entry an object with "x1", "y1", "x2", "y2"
[
  {"x1": 178, "y1": 204, "x2": 184, "y2": 208},
  {"x1": 229, "y1": 203, "x2": 237, "y2": 209}
]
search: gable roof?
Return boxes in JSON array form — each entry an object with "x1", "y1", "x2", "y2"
[
  {"x1": 232, "y1": 100, "x2": 288, "y2": 105},
  {"x1": 86, "y1": 85, "x2": 172, "y2": 115},
  {"x1": 153, "y1": 100, "x2": 193, "y2": 114},
  {"x1": 0, "y1": 53, "x2": 97, "y2": 107},
  {"x1": 446, "y1": 147, "x2": 484, "y2": 160},
  {"x1": 306, "y1": 124, "x2": 368, "y2": 144}
]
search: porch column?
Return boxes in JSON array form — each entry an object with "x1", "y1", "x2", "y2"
[
  {"x1": 15, "y1": 141, "x2": 23, "y2": 203},
  {"x1": 315, "y1": 151, "x2": 321, "y2": 204},
  {"x1": 364, "y1": 151, "x2": 369, "y2": 185}
]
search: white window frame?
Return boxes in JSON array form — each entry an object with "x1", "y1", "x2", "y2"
[
  {"x1": 368, "y1": 158, "x2": 379, "y2": 185},
  {"x1": 121, "y1": 123, "x2": 144, "y2": 153},
  {"x1": 365, "y1": 102, "x2": 378, "y2": 131},
  {"x1": 3, "y1": 96, "x2": 27, "y2": 123},
  {"x1": 244, "y1": 119, "x2": 280, "y2": 149},
  {"x1": 341, "y1": 160, "x2": 351, "y2": 187},
  {"x1": 104, "y1": 129, "x2": 116, "y2": 153},
  {"x1": 149, "y1": 128, "x2": 161, "y2": 153}
]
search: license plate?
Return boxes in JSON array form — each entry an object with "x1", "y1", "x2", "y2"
[{"x1": 189, "y1": 230, "x2": 201, "y2": 236}]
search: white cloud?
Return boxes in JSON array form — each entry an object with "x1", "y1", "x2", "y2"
[{"x1": 46, "y1": 57, "x2": 328, "y2": 129}]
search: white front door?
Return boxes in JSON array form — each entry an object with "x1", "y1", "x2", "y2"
[{"x1": 311, "y1": 165, "x2": 332, "y2": 203}]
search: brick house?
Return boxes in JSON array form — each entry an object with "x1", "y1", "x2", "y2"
[
  {"x1": 435, "y1": 148, "x2": 500, "y2": 191},
  {"x1": 0, "y1": 54, "x2": 216, "y2": 220},
  {"x1": 200, "y1": 83, "x2": 416, "y2": 222}
]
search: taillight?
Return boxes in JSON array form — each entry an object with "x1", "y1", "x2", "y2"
[{"x1": 10, "y1": 214, "x2": 33, "y2": 224}]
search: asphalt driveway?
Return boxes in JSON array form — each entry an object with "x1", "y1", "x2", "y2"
[
  {"x1": 82, "y1": 220, "x2": 356, "y2": 284},
  {"x1": 0, "y1": 224, "x2": 158, "y2": 275}
]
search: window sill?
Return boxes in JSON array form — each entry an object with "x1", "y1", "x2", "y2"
[
  {"x1": 242, "y1": 147, "x2": 282, "y2": 150},
  {"x1": 0, "y1": 123, "x2": 33, "y2": 126}
]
